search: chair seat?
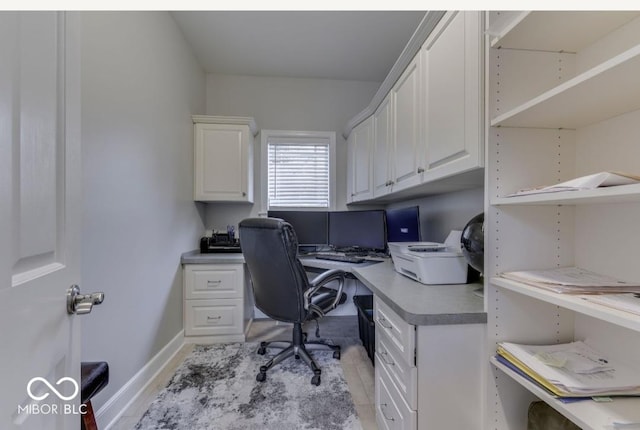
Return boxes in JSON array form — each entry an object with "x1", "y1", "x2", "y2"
[
  {"x1": 310, "y1": 287, "x2": 347, "y2": 314},
  {"x1": 81, "y1": 362, "x2": 109, "y2": 404}
]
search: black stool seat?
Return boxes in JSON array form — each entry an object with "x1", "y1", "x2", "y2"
[{"x1": 81, "y1": 362, "x2": 109, "y2": 404}]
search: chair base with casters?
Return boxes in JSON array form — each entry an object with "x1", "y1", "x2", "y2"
[{"x1": 256, "y1": 321, "x2": 342, "y2": 386}]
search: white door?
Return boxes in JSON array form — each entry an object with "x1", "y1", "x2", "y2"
[{"x1": 0, "y1": 12, "x2": 85, "y2": 430}]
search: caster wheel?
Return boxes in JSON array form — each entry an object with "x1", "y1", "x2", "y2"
[
  {"x1": 303, "y1": 332, "x2": 308, "y2": 342},
  {"x1": 295, "y1": 354, "x2": 300, "y2": 360},
  {"x1": 256, "y1": 372, "x2": 266, "y2": 382},
  {"x1": 257, "y1": 347, "x2": 266, "y2": 355},
  {"x1": 333, "y1": 350, "x2": 341, "y2": 360},
  {"x1": 311, "y1": 375, "x2": 321, "y2": 386}
]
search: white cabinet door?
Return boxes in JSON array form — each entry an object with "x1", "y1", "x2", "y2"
[
  {"x1": 423, "y1": 11, "x2": 483, "y2": 178},
  {"x1": 392, "y1": 53, "x2": 423, "y2": 191},
  {"x1": 348, "y1": 117, "x2": 374, "y2": 202},
  {"x1": 194, "y1": 122, "x2": 253, "y2": 202},
  {"x1": 373, "y1": 94, "x2": 394, "y2": 198}
]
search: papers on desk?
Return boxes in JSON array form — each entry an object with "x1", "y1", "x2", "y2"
[
  {"x1": 506, "y1": 171, "x2": 640, "y2": 197},
  {"x1": 500, "y1": 266, "x2": 640, "y2": 294},
  {"x1": 497, "y1": 340, "x2": 640, "y2": 398}
]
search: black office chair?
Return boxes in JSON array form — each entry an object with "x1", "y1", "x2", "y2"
[{"x1": 239, "y1": 217, "x2": 347, "y2": 386}]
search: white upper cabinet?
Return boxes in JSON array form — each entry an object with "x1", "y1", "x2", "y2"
[
  {"x1": 347, "y1": 116, "x2": 374, "y2": 203},
  {"x1": 422, "y1": 11, "x2": 483, "y2": 181},
  {"x1": 193, "y1": 116, "x2": 256, "y2": 203},
  {"x1": 391, "y1": 53, "x2": 423, "y2": 192},
  {"x1": 373, "y1": 94, "x2": 394, "y2": 198},
  {"x1": 344, "y1": 11, "x2": 484, "y2": 204}
]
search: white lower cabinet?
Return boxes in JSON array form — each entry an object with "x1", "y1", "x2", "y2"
[
  {"x1": 376, "y1": 355, "x2": 418, "y2": 430},
  {"x1": 374, "y1": 295, "x2": 484, "y2": 429},
  {"x1": 183, "y1": 264, "x2": 251, "y2": 343}
]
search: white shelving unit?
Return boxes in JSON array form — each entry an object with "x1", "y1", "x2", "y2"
[{"x1": 486, "y1": 11, "x2": 640, "y2": 430}]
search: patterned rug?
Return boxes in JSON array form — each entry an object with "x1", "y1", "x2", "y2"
[{"x1": 134, "y1": 343, "x2": 362, "y2": 430}]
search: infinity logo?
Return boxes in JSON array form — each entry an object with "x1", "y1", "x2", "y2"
[{"x1": 27, "y1": 377, "x2": 79, "y2": 401}]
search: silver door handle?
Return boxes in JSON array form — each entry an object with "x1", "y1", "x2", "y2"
[{"x1": 67, "y1": 285, "x2": 105, "y2": 315}]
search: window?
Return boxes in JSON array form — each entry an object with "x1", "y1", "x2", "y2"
[{"x1": 261, "y1": 130, "x2": 336, "y2": 211}]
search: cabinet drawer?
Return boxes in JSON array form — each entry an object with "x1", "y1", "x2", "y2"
[
  {"x1": 375, "y1": 354, "x2": 417, "y2": 430},
  {"x1": 376, "y1": 330, "x2": 418, "y2": 409},
  {"x1": 184, "y1": 264, "x2": 243, "y2": 300},
  {"x1": 374, "y1": 297, "x2": 416, "y2": 365},
  {"x1": 184, "y1": 298, "x2": 244, "y2": 337}
]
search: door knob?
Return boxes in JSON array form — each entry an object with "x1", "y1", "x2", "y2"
[{"x1": 66, "y1": 285, "x2": 105, "y2": 315}]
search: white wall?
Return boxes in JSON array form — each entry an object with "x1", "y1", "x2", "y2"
[
  {"x1": 203, "y1": 74, "x2": 381, "y2": 231},
  {"x1": 80, "y1": 11, "x2": 205, "y2": 412}
]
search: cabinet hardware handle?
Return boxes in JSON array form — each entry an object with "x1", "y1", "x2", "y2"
[
  {"x1": 242, "y1": 192, "x2": 246, "y2": 197},
  {"x1": 207, "y1": 315, "x2": 222, "y2": 321},
  {"x1": 377, "y1": 317, "x2": 392, "y2": 330},
  {"x1": 380, "y1": 351, "x2": 395, "y2": 366},
  {"x1": 417, "y1": 167, "x2": 425, "y2": 173},
  {"x1": 380, "y1": 403, "x2": 395, "y2": 421},
  {"x1": 389, "y1": 180, "x2": 395, "y2": 185},
  {"x1": 207, "y1": 280, "x2": 222, "y2": 286}
]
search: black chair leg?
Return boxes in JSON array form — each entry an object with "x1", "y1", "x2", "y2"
[{"x1": 256, "y1": 322, "x2": 332, "y2": 385}]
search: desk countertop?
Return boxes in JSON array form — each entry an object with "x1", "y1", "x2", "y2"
[
  {"x1": 181, "y1": 250, "x2": 486, "y2": 327},
  {"x1": 353, "y1": 261, "x2": 486, "y2": 326},
  {"x1": 181, "y1": 250, "x2": 244, "y2": 264}
]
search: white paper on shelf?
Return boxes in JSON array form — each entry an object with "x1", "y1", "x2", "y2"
[
  {"x1": 499, "y1": 340, "x2": 640, "y2": 395},
  {"x1": 583, "y1": 294, "x2": 640, "y2": 316},
  {"x1": 506, "y1": 171, "x2": 640, "y2": 197},
  {"x1": 500, "y1": 267, "x2": 640, "y2": 293}
]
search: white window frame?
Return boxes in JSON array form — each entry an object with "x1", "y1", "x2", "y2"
[{"x1": 260, "y1": 129, "x2": 336, "y2": 213}]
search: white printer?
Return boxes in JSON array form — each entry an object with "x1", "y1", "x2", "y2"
[{"x1": 388, "y1": 230, "x2": 467, "y2": 285}]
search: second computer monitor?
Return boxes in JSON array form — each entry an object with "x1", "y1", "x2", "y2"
[
  {"x1": 385, "y1": 206, "x2": 421, "y2": 242},
  {"x1": 267, "y1": 210, "x2": 328, "y2": 246},
  {"x1": 328, "y1": 210, "x2": 386, "y2": 251}
]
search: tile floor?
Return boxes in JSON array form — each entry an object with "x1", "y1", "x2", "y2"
[{"x1": 109, "y1": 316, "x2": 376, "y2": 429}]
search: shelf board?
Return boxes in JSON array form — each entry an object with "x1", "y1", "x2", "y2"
[
  {"x1": 491, "y1": 11, "x2": 639, "y2": 52},
  {"x1": 492, "y1": 183, "x2": 640, "y2": 206},
  {"x1": 491, "y1": 356, "x2": 640, "y2": 430},
  {"x1": 491, "y1": 277, "x2": 640, "y2": 334},
  {"x1": 491, "y1": 44, "x2": 640, "y2": 129}
]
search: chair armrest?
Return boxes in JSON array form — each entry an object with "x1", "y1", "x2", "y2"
[{"x1": 304, "y1": 269, "x2": 346, "y2": 312}]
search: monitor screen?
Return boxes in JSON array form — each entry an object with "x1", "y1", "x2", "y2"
[
  {"x1": 328, "y1": 210, "x2": 386, "y2": 251},
  {"x1": 385, "y1": 206, "x2": 421, "y2": 242},
  {"x1": 267, "y1": 211, "x2": 328, "y2": 245}
]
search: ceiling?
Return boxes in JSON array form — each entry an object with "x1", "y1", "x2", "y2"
[{"x1": 171, "y1": 11, "x2": 426, "y2": 82}]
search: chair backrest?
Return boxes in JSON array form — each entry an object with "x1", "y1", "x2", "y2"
[{"x1": 239, "y1": 217, "x2": 310, "y2": 323}]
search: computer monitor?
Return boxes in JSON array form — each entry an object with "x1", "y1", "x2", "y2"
[
  {"x1": 267, "y1": 210, "x2": 328, "y2": 246},
  {"x1": 385, "y1": 206, "x2": 421, "y2": 242},
  {"x1": 328, "y1": 210, "x2": 386, "y2": 251}
]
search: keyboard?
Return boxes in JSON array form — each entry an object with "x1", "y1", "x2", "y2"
[{"x1": 314, "y1": 254, "x2": 365, "y2": 264}]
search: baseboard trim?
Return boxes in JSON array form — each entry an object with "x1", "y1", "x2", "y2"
[{"x1": 98, "y1": 331, "x2": 185, "y2": 430}]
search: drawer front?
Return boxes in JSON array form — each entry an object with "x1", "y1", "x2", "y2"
[
  {"x1": 375, "y1": 354, "x2": 417, "y2": 430},
  {"x1": 185, "y1": 264, "x2": 243, "y2": 300},
  {"x1": 376, "y1": 330, "x2": 418, "y2": 409},
  {"x1": 374, "y1": 297, "x2": 416, "y2": 365},
  {"x1": 185, "y1": 298, "x2": 243, "y2": 336}
]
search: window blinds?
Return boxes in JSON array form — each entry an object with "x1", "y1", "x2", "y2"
[{"x1": 267, "y1": 142, "x2": 330, "y2": 208}]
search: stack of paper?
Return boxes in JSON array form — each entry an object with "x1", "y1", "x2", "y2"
[
  {"x1": 500, "y1": 267, "x2": 640, "y2": 294},
  {"x1": 584, "y1": 294, "x2": 640, "y2": 316},
  {"x1": 506, "y1": 171, "x2": 640, "y2": 197},
  {"x1": 497, "y1": 340, "x2": 640, "y2": 398}
]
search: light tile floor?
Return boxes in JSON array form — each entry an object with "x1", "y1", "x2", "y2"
[{"x1": 109, "y1": 316, "x2": 376, "y2": 430}]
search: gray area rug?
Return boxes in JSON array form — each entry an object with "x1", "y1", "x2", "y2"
[{"x1": 134, "y1": 342, "x2": 362, "y2": 430}]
